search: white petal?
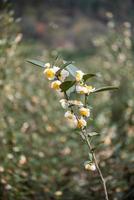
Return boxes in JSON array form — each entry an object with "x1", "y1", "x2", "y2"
[{"x1": 53, "y1": 66, "x2": 60, "y2": 73}]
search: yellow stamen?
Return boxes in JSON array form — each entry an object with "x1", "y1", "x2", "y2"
[
  {"x1": 51, "y1": 80, "x2": 61, "y2": 90},
  {"x1": 43, "y1": 68, "x2": 55, "y2": 80},
  {"x1": 79, "y1": 107, "x2": 90, "y2": 117}
]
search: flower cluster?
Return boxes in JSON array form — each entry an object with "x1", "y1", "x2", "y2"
[
  {"x1": 75, "y1": 70, "x2": 95, "y2": 94},
  {"x1": 29, "y1": 58, "x2": 117, "y2": 197},
  {"x1": 43, "y1": 62, "x2": 69, "y2": 90},
  {"x1": 43, "y1": 62, "x2": 96, "y2": 171},
  {"x1": 60, "y1": 100, "x2": 90, "y2": 129},
  {"x1": 43, "y1": 64, "x2": 94, "y2": 130}
]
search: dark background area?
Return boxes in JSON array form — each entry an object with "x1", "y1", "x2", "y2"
[{"x1": 10, "y1": 0, "x2": 134, "y2": 19}]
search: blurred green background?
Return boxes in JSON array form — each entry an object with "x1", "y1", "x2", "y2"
[{"x1": 0, "y1": 0, "x2": 134, "y2": 199}]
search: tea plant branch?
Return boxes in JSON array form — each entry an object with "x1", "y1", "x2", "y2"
[{"x1": 83, "y1": 131, "x2": 109, "y2": 200}]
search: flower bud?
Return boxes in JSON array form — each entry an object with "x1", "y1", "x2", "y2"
[
  {"x1": 44, "y1": 63, "x2": 51, "y2": 68},
  {"x1": 54, "y1": 190, "x2": 63, "y2": 197},
  {"x1": 84, "y1": 162, "x2": 96, "y2": 171}
]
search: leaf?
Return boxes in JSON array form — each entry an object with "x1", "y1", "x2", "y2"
[
  {"x1": 87, "y1": 132, "x2": 100, "y2": 137},
  {"x1": 27, "y1": 59, "x2": 80, "y2": 78},
  {"x1": 60, "y1": 81, "x2": 76, "y2": 92},
  {"x1": 66, "y1": 64, "x2": 79, "y2": 77},
  {"x1": 83, "y1": 73, "x2": 96, "y2": 81},
  {"x1": 27, "y1": 59, "x2": 45, "y2": 68},
  {"x1": 93, "y1": 86, "x2": 118, "y2": 93},
  {"x1": 88, "y1": 153, "x2": 93, "y2": 162},
  {"x1": 62, "y1": 61, "x2": 73, "y2": 69}
]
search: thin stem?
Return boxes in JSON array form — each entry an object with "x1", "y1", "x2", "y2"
[
  {"x1": 64, "y1": 91, "x2": 69, "y2": 100},
  {"x1": 84, "y1": 133, "x2": 109, "y2": 200}
]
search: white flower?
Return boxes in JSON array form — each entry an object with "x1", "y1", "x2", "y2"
[
  {"x1": 90, "y1": 163, "x2": 96, "y2": 171},
  {"x1": 64, "y1": 111, "x2": 75, "y2": 120},
  {"x1": 69, "y1": 118, "x2": 78, "y2": 128},
  {"x1": 5, "y1": 184, "x2": 12, "y2": 190},
  {"x1": 7, "y1": 153, "x2": 14, "y2": 159},
  {"x1": 77, "y1": 117, "x2": 87, "y2": 129},
  {"x1": 60, "y1": 99, "x2": 68, "y2": 109},
  {"x1": 52, "y1": 66, "x2": 60, "y2": 73},
  {"x1": 64, "y1": 111, "x2": 77, "y2": 128},
  {"x1": 76, "y1": 85, "x2": 88, "y2": 94},
  {"x1": 0, "y1": 166, "x2": 4, "y2": 173},
  {"x1": 75, "y1": 70, "x2": 84, "y2": 82},
  {"x1": 54, "y1": 191, "x2": 63, "y2": 197},
  {"x1": 19, "y1": 155, "x2": 27, "y2": 165},
  {"x1": 85, "y1": 163, "x2": 96, "y2": 171},
  {"x1": 59, "y1": 69, "x2": 69, "y2": 82},
  {"x1": 43, "y1": 68, "x2": 55, "y2": 80},
  {"x1": 43, "y1": 66, "x2": 60, "y2": 80},
  {"x1": 76, "y1": 84, "x2": 95, "y2": 95},
  {"x1": 51, "y1": 80, "x2": 61, "y2": 90},
  {"x1": 79, "y1": 107, "x2": 90, "y2": 117}
]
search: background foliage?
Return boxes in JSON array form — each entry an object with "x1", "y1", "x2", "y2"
[{"x1": 0, "y1": 1, "x2": 134, "y2": 200}]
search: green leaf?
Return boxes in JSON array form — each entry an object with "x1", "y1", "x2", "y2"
[
  {"x1": 93, "y1": 86, "x2": 118, "y2": 93},
  {"x1": 27, "y1": 59, "x2": 45, "y2": 68},
  {"x1": 88, "y1": 153, "x2": 93, "y2": 162},
  {"x1": 62, "y1": 61, "x2": 73, "y2": 69},
  {"x1": 60, "y1": 81, "x2": 76, "y2": 92},
  {"x1": 83, "y1": 73, "x2": 96, "y2": 82},
  {"x1": 27, "y1": 59, "x2": 80, "y2": 79},
  {"x1": 66, "y1": 64, "x2": 79, "y2": 77},
  {"x1": 88, "y1": 132, "x2": 100, "y2": 137},
  {"x1": 66, "y1": 85, "x2": 75, "y2": 96}
]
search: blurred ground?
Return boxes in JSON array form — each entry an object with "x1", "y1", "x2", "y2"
[{"x1": 0, "y1": 1, "x2": 134, "y2": 200}]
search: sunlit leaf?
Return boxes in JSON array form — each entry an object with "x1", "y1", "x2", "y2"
[
  {"x1": 60, "y1": 81, "x2": 76, "y2": 92},
  {"x1": 27, "y1": 59, "x2": 81, "y2": 79},
  {"x1": 93, "y1": 86, "x2": 118, "y2": 93},
  {"x1": 66, "y1": 64, "x2": 79, "y2": 77},
  {"x1": 83, "y1": 73, "x2": 96, "y2": 81},
  {"x1": 27, "y1": 59, "x2": 45, "y2": 68}
]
